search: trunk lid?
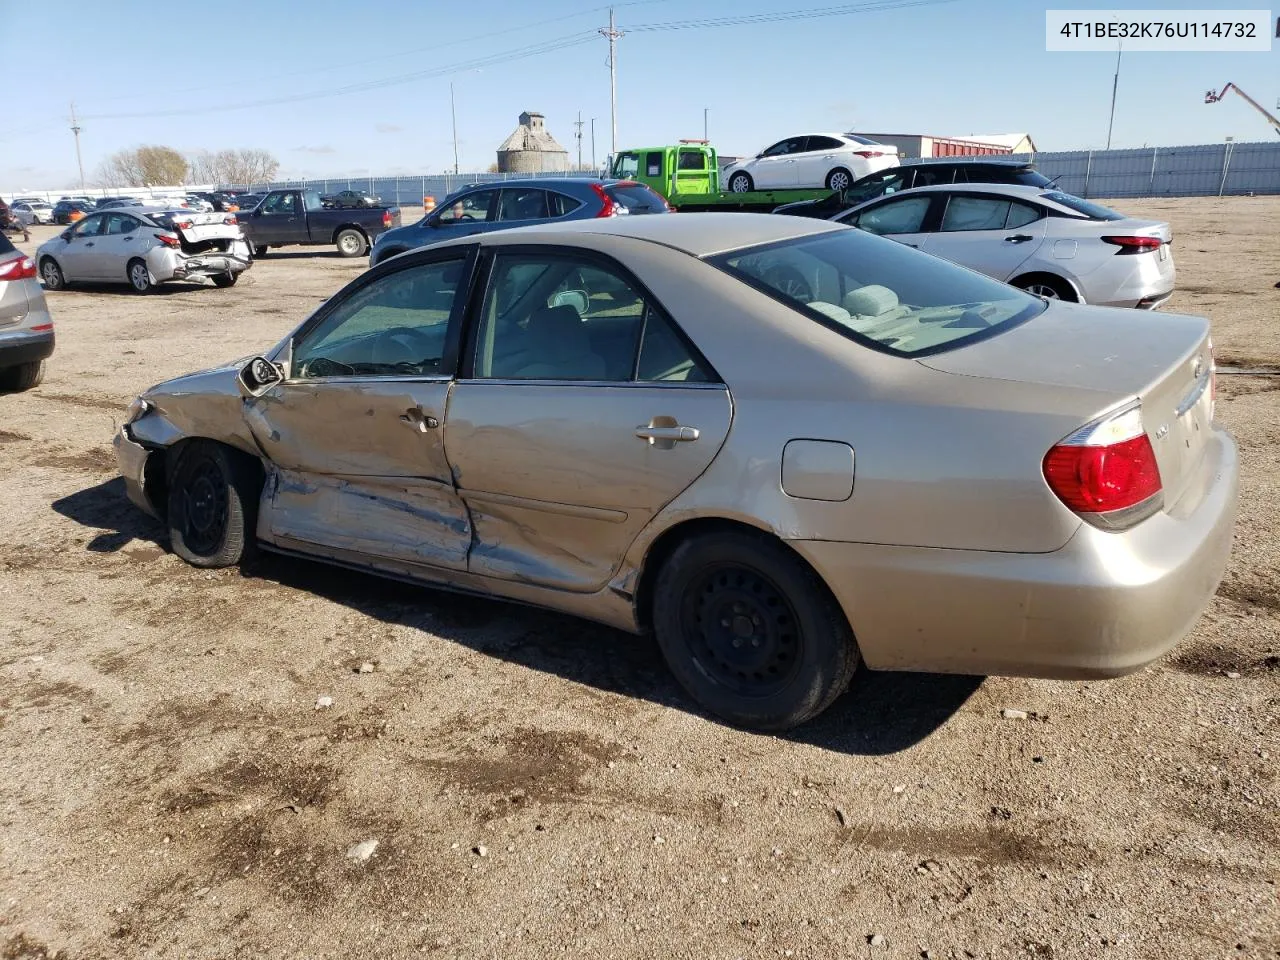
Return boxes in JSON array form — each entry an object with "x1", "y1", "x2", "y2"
[
  {"x1": 158, "y1": 210, "x2": 244, "y2": 244},
  {"x1": 918, "y1": 300, "x2": 1214, "y2": 510}
]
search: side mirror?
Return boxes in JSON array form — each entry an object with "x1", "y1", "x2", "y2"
[{"x1": 237, "y1": 356, "x2": 283, "y2": 398}]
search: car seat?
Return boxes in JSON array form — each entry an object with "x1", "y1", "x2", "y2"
[{"x1": 511, "y1": 305, "x2": 606, "y2": 380}]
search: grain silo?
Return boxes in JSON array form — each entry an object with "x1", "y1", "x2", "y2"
[{"x1": 496, "y1": 111, "x2": 570, "y2": 174}]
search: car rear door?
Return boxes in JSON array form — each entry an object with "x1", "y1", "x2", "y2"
[
  {"x1": 919, "y1": 192, "x2": 1048, "y2": 280},
  {"x1": 245, "y1": 250, "x2": 477, "y2": 570},
  {"x1": 443, "y1": 246, "x2": 731, "y2": 592}
]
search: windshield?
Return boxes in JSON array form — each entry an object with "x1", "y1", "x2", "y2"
[
  {"x1": 710, "y1": 228, "x2": 1044, "y2": 358},
  {"x1": 1041, "y1": 191, "x2": 1124, "y2": 221},
  {"x1": 612, "y1": 152, "x2": 640, "y2": 178}
]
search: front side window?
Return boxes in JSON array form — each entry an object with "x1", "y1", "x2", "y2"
[
  {"x1": 711, "y1": 230, "x2": 1042, "y2": 358},
  {"x1": 848, "y1": 195, "x2": 932, "y2": 235},
  {"x1": 940, "y1": 196, "x2": 1010, "y2": 232},
  {"x1": 292, "y1": 258, "x2": 467, "y2": 379},
  {"x1": 762, "y1": 137, "x2": 805, "y2": 158},
  {"x1": 69, "y1": 215, "x2": 104, "y2": 237},
  {"x1": 437, "y1": 190, "x2": 496, "y2": 224},
  {"x1": 473, "y1": 252, "x2": 713, "y2": 383}
]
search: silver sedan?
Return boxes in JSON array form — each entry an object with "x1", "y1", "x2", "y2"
[
  {"x1": 834, "y1": 184, "x2": 1176, "y2": 309},
  {"x1": 112, "y1": 213, "x2": 1236, "y2": 731},
  {"x1": 36, "y1": 207, "x2": 251, "y2": 293}
]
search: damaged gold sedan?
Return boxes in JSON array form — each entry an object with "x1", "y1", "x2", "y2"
[{"x1": 114, "y1": 214, "x2": 1237, "y2": 731}]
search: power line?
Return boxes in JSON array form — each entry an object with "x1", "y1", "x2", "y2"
[{"x1": 624, "y1": 0, "x2": 957, "y2": 31}]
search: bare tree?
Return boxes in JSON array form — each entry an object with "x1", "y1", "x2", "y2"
[{"x1": 196, "y1": 148, "x2": 280, "y2": 186}]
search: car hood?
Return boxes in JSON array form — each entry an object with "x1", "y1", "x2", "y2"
[{"x1": 142, "y1": 356, "x2": 253, "y2": 401}]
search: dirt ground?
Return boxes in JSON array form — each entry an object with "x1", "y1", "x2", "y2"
[{"x1": 1, "y1": 198, "x2": 1277, "y2": 960}]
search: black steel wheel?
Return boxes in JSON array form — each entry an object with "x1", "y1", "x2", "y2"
[
  {"x1": 166, "y1": 442, "x2": 260, "y2": 568},
  {"x1": 653, "y1": 529, "x2": 859, "y2": 731}
]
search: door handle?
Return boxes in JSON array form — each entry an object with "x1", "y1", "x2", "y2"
[
  {"x1": 85, "y1": 242, "x2": 94, "y2": 247},
  {"x1": 635, "y1": 417, "x2": 699, "y2": 450},
  {"x1": 1004, "y1": 234, "x2": 1034, "y2": 243},
  {"x1": 399, "y1": 406, "x2": 439, "y2": 432}
]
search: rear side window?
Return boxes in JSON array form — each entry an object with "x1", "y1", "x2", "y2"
[
  {"x1": 547, "y1": 192, "x2": 583, "y2": 217},
  {"x1": 645, "y1": 152, "x2": 663, "y2": 177},
  {"x1": 940, "y1": 196, "x2": 1011, "y2": 232},
  {"x1": 711, "y1": 230, "x2": 1042, "y2": 358},
  {"x1": 606, "y1": 183, "x2": 666, "y2": 213},
  {"x1": 808, "y1": 136, "x2": 844, "y2": 151},
  {"x1": 1041, "y1": 191, "x2": 1124, "y2": 221}
]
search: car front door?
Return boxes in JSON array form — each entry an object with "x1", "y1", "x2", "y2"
[
  {"x1": 444, "y1": 247, "x2": 732, "y2": 592},
  {"x1": 919, "y1": 193, "x2": 1048, "y2": 280},
  {"x1": 840, "y1": 194, "x2": 938, "y2": 249},
  {"x1": 252, "y1": 191, "x2": 307, "y2": 245},
  {"x1": 751, "y1": 137, "x2": 805, "y2": 188},
  {"x1": 244, "y1": 250, "x2": 477, "y2": 571},
  {"x1": 796, "y1": 135, "x2": 842, "y2": 188},
  {"x1": 55, "y1": 213, "x2": 107, "y2": 279}
]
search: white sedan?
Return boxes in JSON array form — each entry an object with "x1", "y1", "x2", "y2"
[
  {"x1": 723, "y1": 133, "x2": 898, "y2": 194},
  {"x1": 10, "y1": 201, "x2": 55, "y2": 225},
  {"x1": 834, "y1": 183, "x2": 1176, "y2": 309}
]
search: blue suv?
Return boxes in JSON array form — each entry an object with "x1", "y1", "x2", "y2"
[{"x1": 369, "y1": 177, "x2": 670, "y2": 266}]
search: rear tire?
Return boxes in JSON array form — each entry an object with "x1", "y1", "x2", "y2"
[
  {"x1": 0, "y1": 360, "x2": 46, "y2": 392},
  {"x1": 728, "y1": 172, "x2": 754, "y2": 194},
  {"x1": 336, "y1": 229, "x2": 368, "y2": 258},
  {"x1": 1013, "y1": 273, "x2": 1077, "y2": 302},
  {"x1": 39, "y1": 257, "x2": 65, "y2": 291},
  {"x1": 652, "y1": 529, "x2": 859, "y2": 731},
  {"x1": 252, "y1": 244, "x2": 269, "y2": 258},
  {"x1": 826, "y1": 167, "x2": 854, "y2": 192},
  {"x1": 127, "y1": 258, "x2": 155, "y2": 294},
  {"x1": 211, "y1": 272, "x2": 238, "y2": 288},
  {"x1": 166, "y1": 441, "x2": 261, "y2": 568}
]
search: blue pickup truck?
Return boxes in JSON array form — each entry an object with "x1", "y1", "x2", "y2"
[{"x1": 237, "y1": 189, "x2": 401, "y2": 259}]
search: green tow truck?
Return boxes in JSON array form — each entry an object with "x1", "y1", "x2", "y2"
[{"x1": 610, "y1": 141, "x2": 835, "y2": 212}]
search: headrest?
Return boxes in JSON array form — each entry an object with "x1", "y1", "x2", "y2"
[
  {"x1": 843, "y1": 285, "x2": 899, "y2": 317},
  {"x1": 527, "y1": 304, "x2": 584, "y2": 337}
]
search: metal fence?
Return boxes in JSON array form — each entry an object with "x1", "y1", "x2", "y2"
[{"x1": 905, "y1": 140, "x2": 1280, "y2": 199}]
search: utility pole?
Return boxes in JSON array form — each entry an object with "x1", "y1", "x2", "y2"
[
  {"x1": 69, "y1": 101, "x2": 85, "y2": 190},
  {"x1": 450, "y1": 82, "x2": 460, "y2": 175},
  {"x1": 1105, "y1": 41, "x2": 1122, "y2": 150},
  {"x1": 590, "y1": 118, "x2": 597, "y2": 172},
  {"x1": 599, "y1": 7, "x2": 623, "y2": 157},
  {"x1": 574, "y1": 112, "x2": 584, "y2": 171},
  {"x1": 703, "y1": 107, "x2": 708, "y2": 142}
]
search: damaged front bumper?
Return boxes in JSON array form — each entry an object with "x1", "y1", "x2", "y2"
[{"x1": 112, "y1": 426, "x2": 160, "y2": 520}]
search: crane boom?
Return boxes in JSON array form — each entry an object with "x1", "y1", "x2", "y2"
[{"x1": 1205, "y1": 82, "x2": 1280, "y2": 136}]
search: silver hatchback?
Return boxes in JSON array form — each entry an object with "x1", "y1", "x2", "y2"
[{"x1": 0, "y1": 233, "x2": 54, "y2": 391}]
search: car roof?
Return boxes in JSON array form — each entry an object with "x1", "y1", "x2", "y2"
[
  {"x1": 906, "y1": 158, "x2": 1033, "y2": 169},
  {"x1": 460, "y1": 210, "x2": 843, "y2": 258},
  {"x1": 880, "y1": 183, "x2": 1054, "y2": 199}
]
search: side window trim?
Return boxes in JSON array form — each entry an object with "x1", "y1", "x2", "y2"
[
  {"x1": 456, "y1": 244, "x2": 721, "y2": 385},
  {"x1": 286, "y1": 246, "x2": 480, "y2": 382}
]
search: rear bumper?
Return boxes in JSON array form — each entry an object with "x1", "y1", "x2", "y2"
[
  {"x1": 1085, "y1": 254, "x2": 1176, "y2": 309},
  {"x1": 0, "y1": 329, "x2": 55, "y2": 368},
  {"x1": 151, "y1": 241, "x2": 253, "y2": 282},
  {"x1": 791, "y1": 426, "x2": 1238, "y2": 678}
]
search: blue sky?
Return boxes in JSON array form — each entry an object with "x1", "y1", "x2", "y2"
[{"x1": 2, "y1": 0, "x2": 1276, "y2": 189}]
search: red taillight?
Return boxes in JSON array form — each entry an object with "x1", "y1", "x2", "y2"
[
  {"x1": 223, "y1": 215, "x2": 238, "y2": 226},
  {"x1": 30, "y1": 323, "x2": 53, "y2": 331},
  {"x1": 852, "y1": 150, "x2": 886, "y2": 158},
  {"x1": 382, "y1": 210, "x2": 392, "y2": 227},
  {"x1": 1101, "y1": 235, "x2": 1163, "y2": 254},
  {"x1": 1043, "y1": 406, "x2": 1162, "y2": 526},
  {"x1": 174, "y1": 221, "x2": 193, "y2": 231},
  {"x1": 155, "y1": 233, "x2": 180, "y2": 248},
  {"x1": 590, "y1": 182, "x2": 618, "y2": 217},
  {"x1": 0, "y1": 255, "x2": 37, "y2": 281}
]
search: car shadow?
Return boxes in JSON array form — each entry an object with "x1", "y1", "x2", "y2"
[
  {"x1": 46, "y1": 282, "x2": 215, "y2": 297},
  {"x1": 50, "y1": 479, "x2": 981, "y2": 755},
  {"x1": 254, "y1": 250, "x2": 349, "y2": 261}
]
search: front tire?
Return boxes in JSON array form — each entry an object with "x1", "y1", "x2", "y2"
[
  {"x1": 127, "y1": 258, "x2": 155, "y2": 294},
  {"x1": 728, "y1": 172, "x2": 754, "y2": 194},
  {"x1": 652, "y1": 529, "x2": 859, "y2": 731},
  {"x1": 39, "y1": 257, "x2": 66, "y2": 291},
  {"x1": 166, "y1": 442, "x2": 261, "y2": 568},
  {"x1": 0, "y1": 360, "x2": 46, "y2": 392},
  {"x1": 336, "y1": 229, "x2": 368, "y2": 258},
  {"x1": 211, "y1": 272, "x2": 238, "y2": 288},
  {"x1": 826, "y1": 167, "x2": 853, "y2": 192}
]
